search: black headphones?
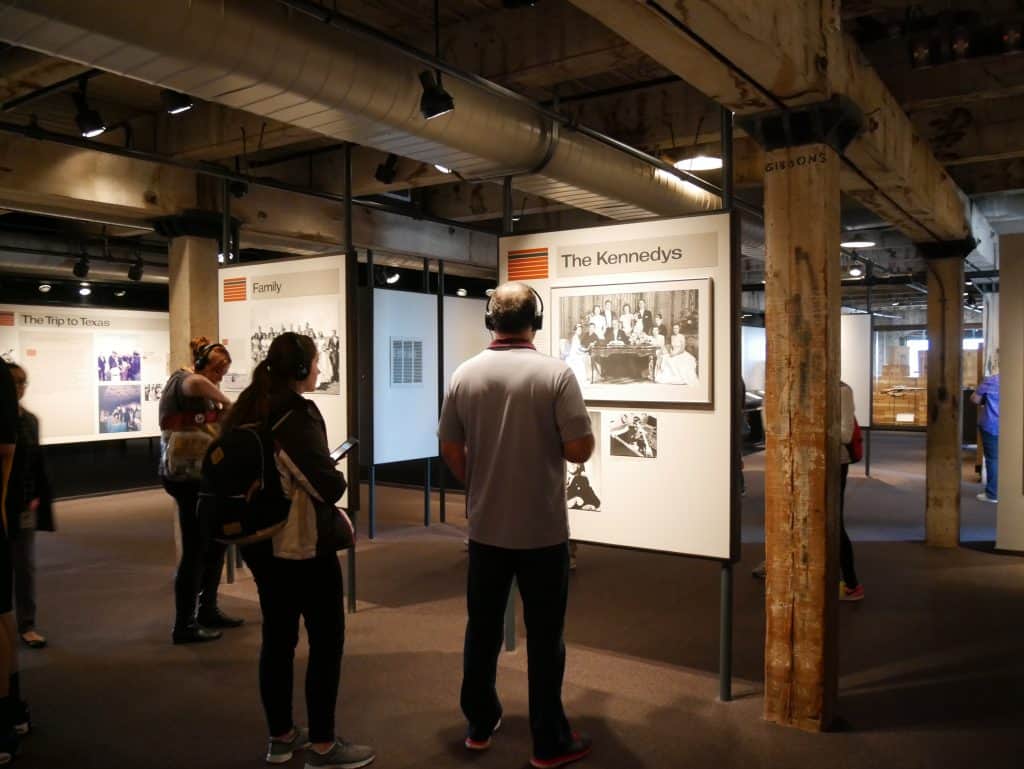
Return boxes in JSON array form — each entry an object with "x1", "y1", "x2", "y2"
[
  {"x1": 286, "y1": 333, "x2": 311, "y2": 381},
  {"x1": 484, "y1": 285, "x2": 544, "y2": 332},
  {"x1": 194, "y1": 343, "x2": 228, "y2": 372}
]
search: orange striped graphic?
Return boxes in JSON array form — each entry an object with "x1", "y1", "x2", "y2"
[
  {"x1": 507, "y1": 248, "x2": 549, "y2": 280},
  {"x1": 0, "y1": 311, "x2": 14, "y2": 327},
  {"x1": 223, "y1": 277, "x2": 247, "y2": 302}
]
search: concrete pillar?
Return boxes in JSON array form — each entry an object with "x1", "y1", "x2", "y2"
[
  {"x1": 762, "y1": 143, "x2": 841, "y2": 731},
  {"x1": 996, "y1": 235, "x2": 1024, "y2": 551},
  {"x1": 168, "y1": 236, "x2": 219, "y2": 373},
  {"x1": 924, "y1": 254, "x2": 964, "y2": 547}
]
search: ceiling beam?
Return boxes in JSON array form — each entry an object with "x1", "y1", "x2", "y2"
[
  {"x1": 569, "y1": 0, "x2": 972, "y2": 241},
  {"x1": 910, "y1": 95, "x2": 1024, "y2": 167}
]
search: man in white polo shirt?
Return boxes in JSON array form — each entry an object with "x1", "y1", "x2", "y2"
[{"x1": 439, "y1": 282, "x2": 595, "y2": 769}]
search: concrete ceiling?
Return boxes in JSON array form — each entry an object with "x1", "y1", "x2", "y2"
[{"x1": 0, "y1": 0, "x2": 1018, "y2": 301}]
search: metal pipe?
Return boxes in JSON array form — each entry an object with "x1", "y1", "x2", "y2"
[
  {"x1": 719, "y1": 562, "x2": 733, "y2": 702},
  {"x1": 437, "y1": 258, "x2": 446, "y2": 524},
  {"x1": 366, "y1": 246, "x2": 376, "y2": 542},
  {"x1": 343, "y1": 141, "x2": 359, "y2": 613},
  {"x1": 1, "y1": 67, "x2": 103, "y2": 112}
]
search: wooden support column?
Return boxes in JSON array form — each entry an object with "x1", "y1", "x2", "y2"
[
  {"x1": 167, "y1": 236, "x2": 219, "y2": 373},
  {"x1": 924, "y1": 253, "x2": 965, "y2": 547},
  {"x1": 762, "y1": 142, "x2": 842, "y2": 731}
]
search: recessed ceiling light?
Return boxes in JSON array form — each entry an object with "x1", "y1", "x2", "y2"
[
  {"x1": 79, "y1": 286, "x2": 92, "y2": 296},
  {"x1": 965, "y1": 279, "x2": 973, "y2": 285},
  {"x1": 385, "y1": 271, "x2": 400, "y2": 285},
  {"x1": 37, "y1": 283, "x2": 51, "y2": 293},
  {"x1": 114, "y1": 289, "x2": 126, "y2": 297},
  {"x1": 841, "y1": 240, "x2": 876, "y2": 249},
  {"x1": 456, "y1": 287, "x2": 468, "y2": 297},
  {"x1": 848, "y1": 265, "x2": 863, "y2": 277},
  {"x1": 674, "y1": 155, "x2": 723, "y2": 171},
  {"x1": 79, "y1": 281, "x2": 90, "y2": 287}
]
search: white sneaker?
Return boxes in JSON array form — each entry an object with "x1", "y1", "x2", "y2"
[{"x1": 976, "y1": 492, "x2": 998, "y2": 504}]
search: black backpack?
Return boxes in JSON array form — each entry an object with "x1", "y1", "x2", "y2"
[{"x1": 198, "y1": 419, "x2": 291, "y2": 546}]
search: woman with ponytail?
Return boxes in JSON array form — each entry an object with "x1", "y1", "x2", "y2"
[
  {"x1": 231, "y1": 333, "x2": 375, "y2": 769},
  {"x1": 158, "y1": 336, "x2": 240, "y2": 644}
]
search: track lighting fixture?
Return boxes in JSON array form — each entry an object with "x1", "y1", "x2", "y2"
[
  {"x1": 419, "y1": 70, "x2": 454, "y2": 120},
  {"x1": 375, "y1": 153, "x2": 399, "y2": 184},
  {"x1": 73, "y1": 78, "x2": 106, "y2": 138},
  {"x1": 160, "y1": 89, "x2": 194, "y2": 115},
  {"x1": 128, "y1": 255, "x2": 144, "y2": 282},
  {"x1": 848, "y1": 265, "x2": 863, "y2": 278},
  {"x1": 73, "y1": 256, "x2": 90, "y2": 279}
]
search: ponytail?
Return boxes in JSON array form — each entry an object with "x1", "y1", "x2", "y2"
[{"x1": 219, "y1": 359, "x2": 274, "y2": 432}]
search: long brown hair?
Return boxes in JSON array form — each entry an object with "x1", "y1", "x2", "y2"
[{"x1": 220, "y1": 332, "x2": 317, "y2": 431}]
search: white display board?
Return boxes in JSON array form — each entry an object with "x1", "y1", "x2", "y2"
[
  {"x1": 741, "y1": 325, "x2": 766, "y2": 392},
  {"x1": 0, "y1": 304, "x2": 169, "y2": 445},
  {"x1": 443, "y1": 296, "x2": 491, "y2": 388},
  {"x1": 500, "y1": 213, "x2": 734, "y2": 560},
  {"x1": 840, "y1": 313, "x2": 872, "y2": 427},
  {"x1": 217, "y1": 255, "x2": 347, "y2": 451},
  {"x1": 373, "y1": 289, "x2": 439, "y2": 464}
]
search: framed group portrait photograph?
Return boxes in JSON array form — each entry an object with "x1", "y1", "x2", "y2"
[{"x1": 550, "y1": 278, "x2": 713, "y2": 406}]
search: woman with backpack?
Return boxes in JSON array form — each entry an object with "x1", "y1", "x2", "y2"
[
  {"x1": 158, "y1": 336, "x2": 240, "y2": 644},
  {"x1": 220, "y1": 332, "x2": 374, "y2": 769}
]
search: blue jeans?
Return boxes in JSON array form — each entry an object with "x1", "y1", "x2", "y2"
[{"x1": 980, "y1": 428, "x2": 999, "y2": 500}]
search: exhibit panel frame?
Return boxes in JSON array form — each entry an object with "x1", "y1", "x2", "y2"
[
  {"x1": 372, "y1": 288, "x2": 440, "y2": 465},
  {"x1": 0, "y1": 303, "x2": 169, "y2": 445},
  {"x1": 217, "y1": 254, "x2": 348, "y2": 491},
  {"x1": 499, "y1": 211, "x2": 737, "y2": 562}
]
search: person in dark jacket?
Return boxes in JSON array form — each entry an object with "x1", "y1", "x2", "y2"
[
  {"x1": 223, "y1": 333, "x2": 374, "y2": 769},
  {"x1": 5, "y1": 364, "x2": 53, "y2": 649}
]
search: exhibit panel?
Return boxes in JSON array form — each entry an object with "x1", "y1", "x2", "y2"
[
  {"x1": 500, "y1": 213, "x2": 734, "y2": 560},
  {"x1": 373, "y1": 288, "x2": 439, "y2": 464},
  {"x1": 741, "y1": 325, "x2": 766, "y2": 393},
  {"x1": 0, "y1": 304, "x2": 169, "y2": 445},
  {"x1": 840, "y1": 313, "x2": 872, "y2": 427},
  {"x1": 443, "y1": 295, "x2": 491, "y2": 388},
  {"x1": 217, "y1": 255, "x2": 347, "y2": 450}
]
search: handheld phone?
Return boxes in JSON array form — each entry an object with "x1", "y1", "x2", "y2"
[{"x1": 330, "y1": 437, "x2": 359, "y2": 464}]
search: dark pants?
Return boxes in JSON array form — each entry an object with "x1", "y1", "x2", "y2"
[
  {"x1": 163, "y1": 480, "x2": 228, "y2": 628},
  {"x1": 980, "y1": 427, "x2": 999, "y2": 500},
  {"x1": 245, "y1": 547, "x2": 345, "y2": 743},
  {"x1": 462, "y1": 540, "x2": 572, "y2": 758},
  {"x1": 839, "y1": 463, "x2": 859, "y2": 589},
  {"x1": 11, "y1": 526, "x2": 35, "y2": 633}
]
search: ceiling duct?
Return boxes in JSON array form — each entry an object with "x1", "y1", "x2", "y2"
[{"x1": 0, "y1": 0, "x2": 721, "y2": 220}]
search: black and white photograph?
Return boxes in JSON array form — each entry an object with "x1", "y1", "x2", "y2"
[
  {"x1": 143, "y1": 383, "x2": 163, "y2": 402},
  {"x1": 608, "y1": 412, "x2": 658, "y2": 459},
  {"x1": 566, "y1": 410, "x2": 602, "y2": 511},
  {"x1": 248, "y1": 296, "x2": 341, "y2": 395},
  {"x1": 550, "y1": 278, "x2": 712, "y2": 405},
  {"x1": 98, "y1": 385, "x2": 142, "y2": 434},
  {"x1": 95, "y1": 334, "x2": 142, "y2": 382}
]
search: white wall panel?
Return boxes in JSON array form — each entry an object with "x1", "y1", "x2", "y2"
[
  {"x1": 1, "y1": 304, "x2": 168, "y2": 445},
  {"x1": 443, "y1": 296, "x2": 491, "y2": 389},
  {"x1": 374, "y1": 289, "x2": 439, "y2": 464},
  {"x1": 841, "y1": 313, "x2": 872, "y2": 426}
]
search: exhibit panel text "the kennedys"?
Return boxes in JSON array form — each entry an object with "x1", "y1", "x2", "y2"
[{"x1": 556, "y1": 232, "x2": 718, "y2": 278}]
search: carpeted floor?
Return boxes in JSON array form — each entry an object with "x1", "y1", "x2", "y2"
[{"x1": 14, "y1": 431, "x2": 1024, "y2": 768}]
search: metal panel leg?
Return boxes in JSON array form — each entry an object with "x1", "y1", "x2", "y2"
[{"x1": 719, "y1": 562, "x2": 734, "y2": 702}]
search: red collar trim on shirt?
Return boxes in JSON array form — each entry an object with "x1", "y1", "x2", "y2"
[{"x1": 488, "y1": 340, "x2": 536, "y2": 351}]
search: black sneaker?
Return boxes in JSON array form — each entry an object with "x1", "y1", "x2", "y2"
[
  {"x1": 12, "y1": 700, "x2": 30, "y2": 736},
  {"x1": 0, "y1": 729, "x2": 18, "y2": 764},
  {"x1": 464, "y1": 717, "x2": 501, "y2": 750},
  {"x1": 530, "y1": 732, "x2": 592, "y2": 769},
  {"x1": 172, "y1": 624, "x2": 223, "y2": 644},
  {"x1": 196, "y1": 607, "x2": 245, "y2": 628}
]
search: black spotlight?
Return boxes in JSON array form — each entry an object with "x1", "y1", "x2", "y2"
[
  {"x1": 73, "y1": 79, "x2": 106, "y2": 138},
  {"x1": 128, "y1": 256, "x2": 144, "y2": 282},
  {"x1": 419, "y1": 71, "x2": 454, "y2": 120},
  {"x1": 160, "y1": 89, "x2": 194, "y2": 115},
  {"x1": 375, "y1": 153, "x2": 399, "y2": 184},
  {"x1": 73, "y1": 256, "x2": 90, "y2": 279}
]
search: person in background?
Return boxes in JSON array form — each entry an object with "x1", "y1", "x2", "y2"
[
  {"x1": 440, "y1": 282, "x2": 594, "y2": 768},
  {"x1": 0, "y1": 362, "x2": 28, "y2": 759},
  {"x1": 838, "y1": 380, "x2": 863, "y2": 601},
  {"x1": 635, "y1": 299, "x2": 653, "y2": 335},
  {"x1": 5, "y1": 364, "x2": 53, "y2": 650},
  {"x1": 972, "y1": 368, "x2": 1000, "y2": 503},
  {"x1": 227, "y1": 333, "x2": 375, "y2": 769},
  {"x1": 159, "y1": 336, "x2": 240, "y2": 644}
]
